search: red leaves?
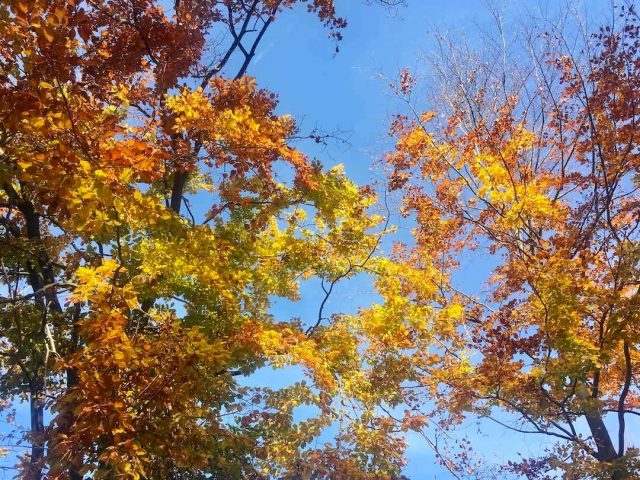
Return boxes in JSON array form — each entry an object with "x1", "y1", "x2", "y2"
[{"x1": 399, "y1": 68, "x2": 414, "y2": 95}]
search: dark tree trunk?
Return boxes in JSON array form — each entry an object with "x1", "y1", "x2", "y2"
[
  {"x1": 584, "y1": 412, "x2": 625, "y2": 479},
  {"x1": 170, "y1": 170, "x2": 188, "y2": 213},
  {"x1": 8, "y1": 186, "x2": 82, "y2": 478},
  {"x1": 26, "y1": 391, "x2": 45, "y2": 480}
]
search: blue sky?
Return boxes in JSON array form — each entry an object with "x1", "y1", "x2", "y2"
[{"x1": 247, "y1": 3, "x2": 511, "y2": 473}]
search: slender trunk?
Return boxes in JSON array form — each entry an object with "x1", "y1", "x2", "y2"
[
  {"x1": 17, "y1": 194, "x2": 48, "y2": 480},
  {"x1": 7, "y1": 186, "x2": 81, "y2": 478},
  {"x1": 578, "y1": 376, "x2": 625, "y2": 479},
  {"x1": 26, "y1": 390, "x2": 45, "y2": 480},
  {"x1": 67, "y1": 315, "x2": 83, "y2": 480},
  {"x1": 585, "y1": 412, "x2": 617, "y2": 462}
]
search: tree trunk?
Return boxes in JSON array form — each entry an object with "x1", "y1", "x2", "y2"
[
  {"x1": 9, "y1": 187, "x2": 81, "y2": 478},
  {"x1": 26, "y1": 391, "x2": 45, "y2": 480},
  {"x1": 170, "y1": 170, "x2": 188, "y2": 213},
  {"x1": 67, "y1": 321, "x2": 83, "y2": 480},
  {"x1": 584, "y1": 413, "x2": 625, "y2": 479}
]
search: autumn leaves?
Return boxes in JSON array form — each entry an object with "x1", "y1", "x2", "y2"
[
  {"x1": 1, "y1": 1, "x2": 639, "y2": 479},
  {"x1": 1, "y1": 1, "x2": 401, "y2": 478},
  {"x1": 384, "y1": 6, "x2": 640, "y2": 478}
]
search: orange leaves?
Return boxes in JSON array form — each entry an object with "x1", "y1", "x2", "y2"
[
  {"x1": 78, "y1": 0, "x2": 208, "y2": 89},
  {"x1": 5, "y1": 79, "x2": 167, "y2": 234},
  {"x1": 387, "y1": 99, "x2": 567, "y2": 265},
  {"x1": 52, "y1": 262, "x2": 235, "y2": 478},
  {"x1": 164, "y1": 77, "x2": 314, "y2": 195},
  {"x1": 0, "y1": 1, "x2": 432, "y2": 478},
  {"x1": 101, "y1": 138, "x2": 166, "y2": 180},
  {"x1": 14, "y1": 1, "x2": 30, "y2": 15}
]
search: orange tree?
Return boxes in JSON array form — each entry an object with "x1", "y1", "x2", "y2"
[
  {"x1": 0, "y1": 1, "x2": 410, "y2": 479},
  {"x1": 382, "y1": 4, "x2": 640, "y2": 479}
]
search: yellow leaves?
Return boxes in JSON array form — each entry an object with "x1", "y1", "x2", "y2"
[
  {"x1": 112, "y1": 350, "x2": 128, "y2": 365},
  {"x1": 71, "y1": 259, "x2": 138, "y2": 310},
  {"x1": 315, "y1": 320, "x2": 359, "y2": 370},
  {"x1": 165, "y1": 88, "x2": 213, "y2": 125},
  {"x1": 258, "y1": 328, "x2": 287, "y2": 356},
  {"x1": 503, "y1": 190, "x2": 555, "y2": 227},
  {"x1": 16, "y1": 158, "x2": 33, "y2": 173},
  {"x1": 356, "y1": 257, "x2": 443, "y2": 355},
  {"x1": 110, "y1": 83, "x2": 130, "y2": 107},
  {"x1": 21, "y1": 110, "x2": 71, "y2": 133},
  {"x1": 257, "y1": 327, "x2": 338, "y2": 391},
  {"x1": 308, "y1": 165, "x2": 379, "y2": 246},
  {"x1": 1, "y1": 3, "x2": 419, "y2": 478},
  {"x1": 441, "y1": 303, "x2": 464, "y2": 320},
  {"x1": 434, "y1": 302, "x2": 464, "y2": 338},
  {"x1": 372, "y1": 257, "x2": 438, "y2": 305},
  {"x1": 462, "y1": 126, "x2": 568, "y2": 230},
  {"x1": 396, "y1": 127, "x2": 431, "y2": 169},
  {"x1": 526, "y1": 254, "x2": 599, "y2": 358},
  {"x1": 93, "y1": 168, "x2": 109, "y2": 181},
  {"x1": 18, "y1": 135, "x2": 169, "y2": 235},
  {"x1": 72, "y1": 259, "x2": 121, "y2": 302},
  {"x1": 135, "y1": 225, "x2": 254, "y2": 311},
  {"x1": 405, "y1": 127, "x2": 431, "y2": 153},
  {"x1": 53, "y1": 7, "x2": 67, "y2": 25},
  {"x1": 38, "y1": 81, "x2": 55, "y2": 90},
  {"x1": 29, "y1": 116, "x2": 46, "y2": 129},
  {"x1": 164, "y1": 77, "x2": 316, "y2": 194},
  {"x1": 359, "y1": 304, "x2": 410, "y2": 347}
]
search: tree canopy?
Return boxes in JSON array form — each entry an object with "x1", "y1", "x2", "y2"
[
  {"x1": 0, "y1": 1, "x2": 408, "y2": 478},
  {"x1": 386, "y1": 4, "x2": 640, "y2": 479},
  {"x1": 0, "y1": 1, "x2": 638, "y2": 480}
]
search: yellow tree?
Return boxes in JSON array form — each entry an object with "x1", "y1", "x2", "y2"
[
  {"x1": 0, "y1": 0, "x2": 409, "y2": 479},
  {"x1": 383, "y1": 4, "x2": 640, "y2": 479}
]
